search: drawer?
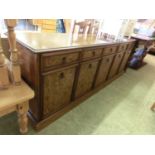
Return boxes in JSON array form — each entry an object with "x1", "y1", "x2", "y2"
[
  {"x1": 42, "y1": 52, "x2": 80, "y2": 70},
  {"x1": 117, "y1": 44, "x2": 128, "y2": 53},
  {"x1": 82, "y1": 48, "x2": 102, "y2": 59},
  {"x1": 103, "y1": 46, "x2": 118, "y2": 55}
]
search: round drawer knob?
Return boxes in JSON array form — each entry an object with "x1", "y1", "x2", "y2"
[
  {"x1": 92, "y1": 51, "x2": 95, "y2": 56},
  {"x1": 88, "y1": 64, "x2": 92, "y2": 68},
  {"x1": 106, "y1": 58, "x2": 109, "y2": 62},
  {"x1": 59, "y1": 72, "x2": 64, "y2": 79}
]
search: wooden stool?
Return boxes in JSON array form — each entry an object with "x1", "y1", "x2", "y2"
[{"x1": 0, "y1": 80, "x2": 34, "y2": 134}]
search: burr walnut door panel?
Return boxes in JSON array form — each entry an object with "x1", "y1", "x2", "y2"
[
  {"x1": 75, "y1": 60, "x2": 99, "y2": 99},
  {"x1": 108, "y1": 52, "x2": 124, "y2": 79},
  {"x1": 118, "y1": 49, "x2": 132, "y2": 73},
  {"x1": 95, "y1": 54, "x2": 115, "y2": 87},
  {"x1": 43, "y1": 66, "x2": 77, "y2": 116}
]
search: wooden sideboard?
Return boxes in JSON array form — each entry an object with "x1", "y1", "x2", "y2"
[{"x1": 14, "y1": 32, "x2": 135, "y2": 129}]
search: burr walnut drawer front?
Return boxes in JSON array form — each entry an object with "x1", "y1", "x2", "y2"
[
  {"x1": 117, "y1": 44, "x2": 128, "y2": 53},
  {"x1": 41, "y1": 52, "x2": 79, "y2": 70},
  {"x1": 103, "y1": 46, "x2": 118, "y2": 56},
  {"x1": 82, "y1": 48, "x2": 103, "y2": 59}
]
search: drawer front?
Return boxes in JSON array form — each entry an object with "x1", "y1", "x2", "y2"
[
  {"x1": 75, "y1": 60, "x2": 99, "y2": 98},
  {"x1": 43, "y1": 66, "x2": 77, "y2": 116},
  {"x1": 103, "y1": 46, "x2": 118, "y2": 55},
  {"x1": 95, "y1": 54, "x2": 115, "y2": 87},
  {"x1": 42, "y1": 52, "x2": 79, "y2": 69},
  {"x1": 82, "y1": 48, "x2": 102, "y2": 59},
  {"x1": 108, "y1": 52, "x2": 124, "y2": 79},
  {"x1": 118, "y1": 50, "x2": 131, "y2": 73},
  {"x1": 117, "y1": 44, "x2": 128, "y2": 53}
]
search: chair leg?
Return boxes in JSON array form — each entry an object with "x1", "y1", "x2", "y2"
[
  {"x1": 16, "y1": 102, "x2": 29, "y2": 134},
  {"x1": 151, "y1": 102, "x2": 155, "y2": 112}
]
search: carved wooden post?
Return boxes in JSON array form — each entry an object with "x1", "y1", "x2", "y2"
[
  {"x1": 0, "y1": 34, "x2": 10, "y2": 89},
  {"x1": 5, "y1": 19, "x2": 21, "y2": 85}
]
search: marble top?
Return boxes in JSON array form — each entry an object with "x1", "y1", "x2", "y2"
[{"x1": 15, "y1": 32, "x2": 133, "y2": 53}]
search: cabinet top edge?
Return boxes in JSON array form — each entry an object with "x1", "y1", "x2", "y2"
[{"x1": 15, "y1": 32, "x2": 135, "y2": 53}]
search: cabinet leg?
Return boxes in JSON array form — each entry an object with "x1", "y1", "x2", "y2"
[{"x1": 16, "y1": 102, "x2": 29, "y2": 134}]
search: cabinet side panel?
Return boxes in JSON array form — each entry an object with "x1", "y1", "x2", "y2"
[{"x1": 17, "y1": 42, "x2": 41, "y2": 121}]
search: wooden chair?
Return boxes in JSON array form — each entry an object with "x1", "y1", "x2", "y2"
[
  {"x1": 87, "y1": 19, "x2": 100, "y2": 35},
  {"x1": 0, "y1": 80, "x2": 34, "y2": 134},
  {"x1": 0, "y1": 34, "x2": 10, "y2": 89},
  {"x1": 0, "y1": 19, "x2": 34, "y2": 134},
  {"x1": 72, "y1": 20, "x2": 91, "y2": 35}
]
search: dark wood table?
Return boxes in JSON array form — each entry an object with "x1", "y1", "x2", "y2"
[
  {"x1": 13, "y1": 32, "x2": 135, "y2": 129},
  {"x1": 130, "y1": 34, "x2": 155, "y2": 69}
]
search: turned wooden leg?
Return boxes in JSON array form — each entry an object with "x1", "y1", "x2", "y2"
[
  {"x1": 151, "y1": 102, "x2": 155, "y2": 112},
  {"x1": 16, "y1": 102, "x2": 29, "y2": 134},
  {"x1": 5, "y1": 19, "x2": 21, "y2": 85}
]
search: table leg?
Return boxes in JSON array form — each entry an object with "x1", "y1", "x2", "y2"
[
  {"x1": 16, "y1": 101, "x2": 29, "y2": 134},
  {"x1": 151, "y1": 102, "x2": 155, "y2": 112}
]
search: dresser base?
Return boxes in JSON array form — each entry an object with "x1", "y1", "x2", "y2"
[{"x1": 28, "y1": 71, "x2": 124, "y2": 131}]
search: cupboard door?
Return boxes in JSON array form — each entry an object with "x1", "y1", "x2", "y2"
[
  {"x1": 43, "y1": 66, "x2": 77, "y2": 116},
  {"x1": 108, "y1": 52, "x2": 124, "y2": 79},
  {"x1": 118, "y1": 49, "x2": 131, "y2": 73},
  {"x1": 75, "y1": 60, "x2": 99, "y2": 98},
  {"x1": 95, "y1": 55, "x2": 114, "y2": 87}
]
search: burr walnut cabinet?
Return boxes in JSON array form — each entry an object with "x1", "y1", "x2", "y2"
[{"x1": 13, "y1": 32, "x2": 135, "y2": 129}]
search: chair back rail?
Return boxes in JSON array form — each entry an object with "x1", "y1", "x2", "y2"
[{"x1": 0, "y1": 34, "x2": 10, "y2": 89}]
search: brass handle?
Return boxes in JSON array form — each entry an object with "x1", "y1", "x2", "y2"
[
  {"x1": 62, "y1": 57, "x2": 66, "y2": 63},
  {"x1": 88, "y1": 64, "x2": 92, "y2": 68},
  {"x1": 110, "y1": 48, "x2": 113, "y2": 52},
  {"x1": 59, "y1": 72, "x2": 64, "y2": 79}
]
